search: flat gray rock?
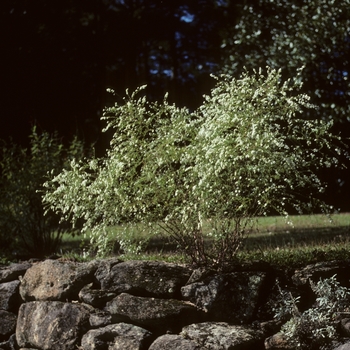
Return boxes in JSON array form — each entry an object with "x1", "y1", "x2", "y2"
[
  {"x1": 0, "y1": 262, "x2": 31, "y2": 283},
  {"x1": 181, "y1": 322, "x2": 264, "y2": 350},
  {"x1": 0, "y1": 280, "x2": 20, "y2": 311},
  {"x1": 79, "y1": 282, "x2": 116, "y2": 308},
  {"x1": 88, "y1": 309, "x2": 113, "y2": 328},
  {"x1": 149, "y1": 334, "x2": 201, "y2": 350},
  {"x1": 96, "y1": 260, "x2": 192, "y2": 298},
  {"x1": 105, "y1": 293, "x2": 200, "y2": 334},
  {"x1": 81, "y1": 323, "x2": 152, "y2": 350},
  {"x1": 292, "y1": 260, "x2": 350, "y2": 286}
]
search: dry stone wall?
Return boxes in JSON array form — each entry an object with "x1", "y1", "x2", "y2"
[{"x1": 1, "y1": 258, "x2": 350, "y2": 349}]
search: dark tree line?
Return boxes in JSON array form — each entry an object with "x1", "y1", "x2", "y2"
[
  {"x1": 1, "y1": 0, "x2": 233, "y2": 149},
  {"x1": 1, "y1": 0, "x2": 349, "y2": 209}
]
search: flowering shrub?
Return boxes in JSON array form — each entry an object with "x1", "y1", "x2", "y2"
[{"x1": 43, "y1": 68, "x2": 344, "y2": 267}]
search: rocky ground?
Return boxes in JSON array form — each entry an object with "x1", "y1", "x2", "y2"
[{"x1": 1, "y1": 258, "x2": 350, "y2": 349}]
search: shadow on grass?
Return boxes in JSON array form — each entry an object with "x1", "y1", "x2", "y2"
[
  {"x1": 144, "y1": 225, "x2": 350, "y2": 251},
  {"x1": 56, "y1": 224, "x2": 350, "y2": 266},
  {"x1": 244, "y1": 225, "x2": 350, "y2": 251}
]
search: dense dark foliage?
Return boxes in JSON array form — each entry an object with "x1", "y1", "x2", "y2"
[
  {"x1": 1, "y1": 0, "x2": 349, "y2": 209},
  {"x1": 0, "y1": 127, "x2": 87, "y2": 258}
]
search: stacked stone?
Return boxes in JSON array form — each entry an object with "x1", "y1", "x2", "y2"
[{"x1": 1, "y1": 258, "x2": 350, "y2": 349}]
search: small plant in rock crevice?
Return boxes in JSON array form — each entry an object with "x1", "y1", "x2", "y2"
[
  {"x1": 273, "y1": 275, "x2": 350, "y2": 350},
  {"x1": 42, "y1": 67, "x2": 346, "y2": 268}
]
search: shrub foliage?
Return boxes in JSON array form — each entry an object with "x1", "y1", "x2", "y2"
[
  {"x1": 43, "y1": 68, "x2": 344, "y2": 267},
  {"x1": 0, "y1": 127, "x2": 86, "y2": 257}
]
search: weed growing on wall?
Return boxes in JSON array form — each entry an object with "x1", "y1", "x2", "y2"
[
  {"x1": 43, "y1": 68, "x2": 345, "y2": 267},
  {"x1": 274, "y1": 275, "x2": 350, "y2": 349}
]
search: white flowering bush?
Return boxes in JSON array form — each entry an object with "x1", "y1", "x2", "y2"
[
  {"x1": 42, "y1": 68, "x2": 344, "y2": 266},
  {"x1": 274, "y1": 275, "x2": 350, "y2": 349}
]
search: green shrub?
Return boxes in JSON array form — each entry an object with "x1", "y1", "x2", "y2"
[
  {"x1": 274, "y1": 275, "x2": 350, "y2": 349},
  {"x1": 0, "y1": 127, "x2": 87, "y2": 258},
  {"x1": 43, "y1": 68, "x2": 345, "y2": 267}
]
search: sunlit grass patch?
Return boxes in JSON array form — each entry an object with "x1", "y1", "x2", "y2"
[{"x1": 59, "y1": 213, "x2": 350, "y2": 267}]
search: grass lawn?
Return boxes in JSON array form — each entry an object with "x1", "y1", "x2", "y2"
[
  {"x1": 58, "y1": 212, "x2": 350, "y2": 268},
  {"x1": 238, "y1": 213, "x2": 350, "y2": 268}
]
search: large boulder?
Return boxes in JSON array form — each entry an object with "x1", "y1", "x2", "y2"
[
  {"x1": 181, "y1": 271, "x2": 266, "y2": 323},
  {"x1": 105, "y1": 293, "x2": 201, "y2": 334},
  {"x1": 180, "y1": 322, "x2": 264, "y2": 349},
  {"x1": 16, "y1": 301, "x2": 91, "y2": 350},
  {"x1": 0, "y1": 262, "x2": 31, "y2": 283},
  {"x1": 0, "y1": 280, "x2": 20, "y2": 311},
  {"x1": 19, "y1": 259, "x2": 98, "y2": 301},
  {"x1": 149, "y1": 334, "x2": 201, "y2": 350},
  {"x1": 81, "y1": 323, "x2": 152, "y2": 350},
  {"x1": 95, "y1": 260, "x2": 192, "y2": 298},
  {"x1": 0, "y1": 310, "x2": 17, "y2": 342}
]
